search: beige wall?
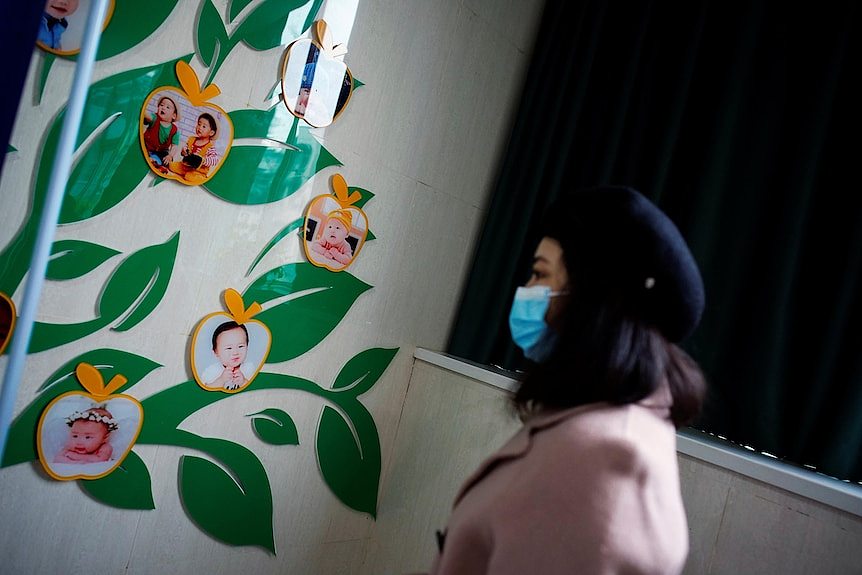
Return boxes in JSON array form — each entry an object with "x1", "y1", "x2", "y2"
[
  {"x1": 679, "y1": 456, "x2": 862, "y2": 575},
  {"x1": 0, "y1": 0, "x2": 543, "y2": 573},
  {"x1": 387, "y1": 358, "x2": 862, "y2": 575}
]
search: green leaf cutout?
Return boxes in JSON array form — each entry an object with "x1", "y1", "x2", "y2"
[
  {"x1": 47, "y1": 239, "x2": 121, "y2": 281},
  {"x1": 7, "y1": 145, "x2": 16, "y2": 153},
  {"x1": 366, "y1": 230, "x2": 376, "y2": 242},
  {"x1": 243, "y1": 263, "x2": 372, "y2": 362},
  {"x1": 59, "y1": 56, "x2": 190, "y2": 224},
  {"x1": 246, "y1": 217, "x2": 304, "y2": 277},
  {"x1": 316, "y1": 404, "x2": 381, "y2": 517},
  {"x1": 139, "y1": 374, "x2": 322, "y2": 438},
  {"x1": 204, "y1": 107, "x2": 341, "y2": 205},
  {"x1": 38, "y1": 4, "x2": 181, "y2": 101},
  {"x1": 248, "y1": 409, "x2": 300, "y2": 445},
  {"x1": 332, "y1": 348, "x2": 398, "y2": 397},
  {"x1": 1, "y1": 349, "x2": 161, "y2": 468},
  {"x1": 35, "y1": 53, "x2": 55, "y2": 105},
  {"x1": 0, "y1": 56, "x2": 190, "y2": 296},
  {"x1": 96, "y1": 1, "x2": 181, "y2": 61},
  {"x1": 234, "y1": 0, "x2": 313, "y2": 51},
  {"x1": 27, "y1": 233, "x2": 179, "y2": 352},
  {"x1": 177, "y1": 432, "x2": 275, "y2": 553},
  {"x1": 80, "y1": 450, "x2": 155, "y2": 510},
  {"x1": 349, "y1": 187, "x2": 375, "y2": 209},
  {"x1": 228, "y1": 0, "x2": 255, "y2": 22},
  {"x1": 352, "y1": 77, "x2": 365, "y2": 90},
  {"x1": 102, "y1": 232, "x2": 180, "y2": 332},
  {"x1": 197, "y1": 0, "x2": 228, "y2": 68}
]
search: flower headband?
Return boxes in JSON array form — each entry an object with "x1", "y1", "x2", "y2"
[{"x1": 65, "y1": 408, "x2": 118, "y2": 432}]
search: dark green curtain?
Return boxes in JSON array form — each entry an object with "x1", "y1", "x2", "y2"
[{"x1": 448, "y1": 0, "x2": 862, "y2": 482}]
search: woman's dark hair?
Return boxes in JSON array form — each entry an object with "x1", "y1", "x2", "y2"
[
  {"x1": 212, "y1": 321, "x2": 248, "y2": 350},
  {"x1": 513, "y1": 190, "x2": 706, "y2": 428}
]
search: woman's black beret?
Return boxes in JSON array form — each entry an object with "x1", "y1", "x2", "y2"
[{"x1": 542, "y1": 186, "x2": 705, "y2": 342}]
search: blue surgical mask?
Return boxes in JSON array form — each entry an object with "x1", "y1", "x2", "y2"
[{"x1": 508, "y1": 286, "x2": 566, "y2": 363}]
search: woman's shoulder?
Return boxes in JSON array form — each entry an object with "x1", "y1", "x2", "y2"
[{"x1": 529, "y1": 400, "x2": 677, "y2": 473}]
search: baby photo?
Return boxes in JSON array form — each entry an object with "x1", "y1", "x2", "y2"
[
  {"x1": 139, "y1": 88, "x2": 232, "y2": 185},
  {"x1": 0, "y1": 292, "x2": 15, "y2": 355},
  {"x1": 36, "y1": 0, "x2": 115, "y2": 55},
  {"x1": 303, "y1": 195, "x2": 368, "y2": 272},
  {"x1": 191, "y1": 315, "x2": 270, "y2": 393},
  {"x1": 37, "y1": 393, "x2": 142, "y2": 481}
]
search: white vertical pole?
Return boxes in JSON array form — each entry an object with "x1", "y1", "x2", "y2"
[{"x1": 0, "y1": 0, "x2": 110, "y2": 460}]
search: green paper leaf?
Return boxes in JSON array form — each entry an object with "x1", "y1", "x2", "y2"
[
  {"x1": 96, "y1": 1, "x2": 181, "y2": 61},
  {"x1": 47, "y1": 239, "x2": 120, "y2": 281},
  {"x1": 80, "y1": 450, "x2": 155, "y2": 510},
  {"x1": 332, "y1": 348, "x2": 398, "y2": 397},
  {"x1": 352, "y1": 77, "x2": 364, "y2": 90},
  {"x1": 205, "y1": 108, "x2": 341, "y2": 205},
  {"x1": 7, "y1": 145, "x2": 16, "y2": 153},
  {"x1": 316, "y1": 404, "x2": 380, "y2": 517},
  {"x1": 35, "y1": 53, "x2": 55, "y2": 105},
  {"x1": 366, "y1": 230, "x2": 376, "y2": 242},
  {"x1": 243, "y1": 263, "x2": 372, "y2": 362},
  {"x1": 234, "y1": 0, "x2": 311, "y2": 51},
  {"x1": 178, "y1": 433, "x2": 275, "y2": 553},
  {"x1": 248, "y1": 409, "x2": 299, "y2": 445},
  {"x1": 246, "y1": 217, "x2": 304, "y2": 277},
  {"x1": 59, "y1": 56, "x2": 191, "y2": 224},
  {"x1": 1, "y1": 349, "x2": 160, "y2": 468},
  {"x1": 229, "y1": 105, "x2": 296, "y2": 141},
  {"x1": 228, "y1": 0, "x2": 255, "y2": 22},
  {"x1": 349, "y1": 187, "x2": 375, "y2": 209},
  {"x1": 27, "y1": 233, "x2": 179, "y2": 352},
  {"x1": 102, "y1": 232, "x2": 180, "y2": 332},
  {"x1": 0, "y1": 57, "x2": 189, "y2": 296},
  {"x1": 139, "y1": 374, "x2": 322, "y2": 438},
  {"x1": 197, "y1": 0, "x2": 228, "y2": 68}
]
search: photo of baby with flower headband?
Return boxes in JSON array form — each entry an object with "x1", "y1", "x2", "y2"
[
  {"x1": 53, "y1": 406, "x2": 117, "y2": 464},
  {"x1": 38, "y1": 394, "x2": 141, "y2": 480}
]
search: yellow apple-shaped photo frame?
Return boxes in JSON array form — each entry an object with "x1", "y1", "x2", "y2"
[
  {"x1": 37, "y1": 363, "x2": 144, "y2": 481},
  {"x1": 36, "y1": 0, "x2": 116, "y2": 56},
  {"x1": 139, "y1": 61, "x2": 233, "y2": 185},
  {"x1": 281, "y1": 20, "x2": 354, "y2": 128},
  {"x1": 0, "y1": 292, "x2": 16, "y2": 356},
  {"x1": 191, "y1": 289, "x2": 271, "y2": 393},
  {"x1": 303, "y1": 174, "x2": 369, "y2": 272}
]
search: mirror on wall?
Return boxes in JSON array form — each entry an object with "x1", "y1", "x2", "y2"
[{"x1": 281, "y1": 37, "x2": 353, "y2": 128}]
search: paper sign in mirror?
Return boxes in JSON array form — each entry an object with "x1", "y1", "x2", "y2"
[
  {"x1": 36, "y1": 0, "x2": 116, "y2": 56},
  {"x1": 37, "y1": 363, "x2": 143, "y2": 481},
  {"x1": 191, "y1": 289, "x2": 271, "y2": 393},
  {"x1": 0, "y1": 292, "x2": 16, "y2": 356},
  {"x1": 139, "y1": 61, "x2": 233, "y2": 186},
  {"x1": 281, "y1": 21, "x2": 353, "y2": 128},
  {"x1": 303, "y1": 174, "x2": 368, "y2": 272}
]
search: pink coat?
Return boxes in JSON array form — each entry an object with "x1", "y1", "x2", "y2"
[{"x1": 428, "y1": 385, "x2": 688, "y2": 575}]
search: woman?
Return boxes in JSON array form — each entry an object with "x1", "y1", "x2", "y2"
[{"x1": 429, "y1": 186, "x2": 707, "y2": 575}]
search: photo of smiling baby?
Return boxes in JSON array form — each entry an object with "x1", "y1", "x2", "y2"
[
  {"x1": 202, "y1": 321, "x2": 253, "y2": 390},
  {"x1": 54, "y1": 406, "x2": 117, "y2": 464},
  {"x1": 139, "y1": 88, "x2": 231, "y2": 185},
  {"x1": 304, "y1": 195, "x2": 368, "y2": 272},
  {"x1": 191, "y1": 316, "x2": 269, "y2": 393},
  {"x1": 37, "y1": 394, "x2": 142, "y2": 480}
]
